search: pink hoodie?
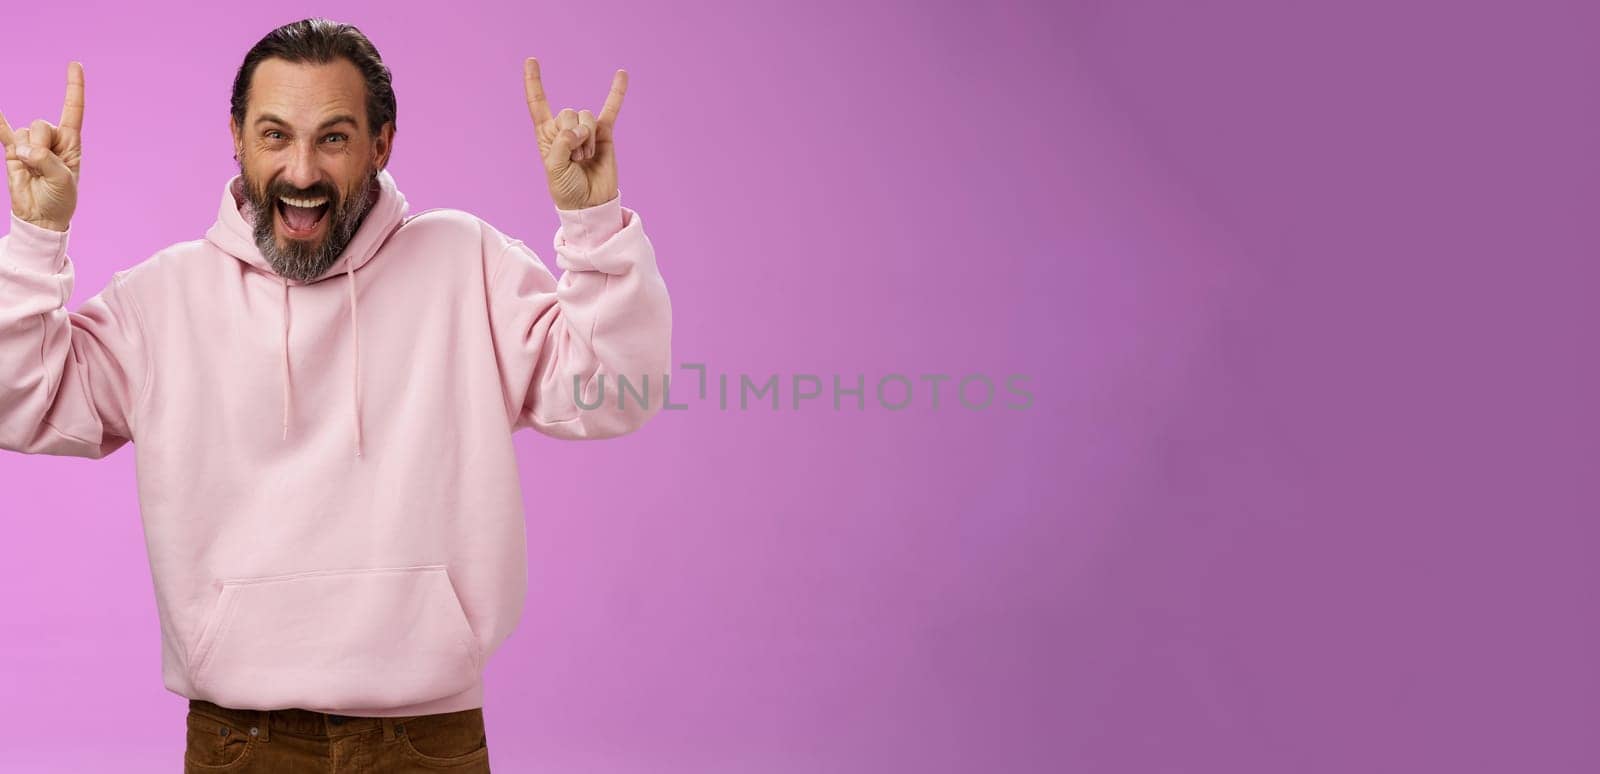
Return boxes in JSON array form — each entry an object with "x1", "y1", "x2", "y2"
[{"x1": 0, "y1": 168, "x2": 672, "y2": 716}]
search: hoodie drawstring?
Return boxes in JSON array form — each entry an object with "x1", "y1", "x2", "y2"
[
  {"x1": 278, "y1": 268, "x2": 365, "y2": 459},
  {"x1": 347, "y1": 263, "x2": 364, "y2": 458},
  {"x1": 281, "y1": 277, "x2": 292, "y2": 442}
]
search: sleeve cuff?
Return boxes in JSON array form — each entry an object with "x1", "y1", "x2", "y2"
[
  {"x1": 5, "y1": 212, "x2": 71, "y2": 273},
  {"x1": 555, "y1": 190, "x2": 625, "y2": 250}
]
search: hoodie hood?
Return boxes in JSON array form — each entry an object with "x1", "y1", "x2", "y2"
[{"x1": 204, "y1": 168, "x2": 410, "y2": 459}]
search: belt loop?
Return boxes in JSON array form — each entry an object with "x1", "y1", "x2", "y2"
[
  {"x1": 382, "y1": 717, "x2": 396, "y2": 742},
  {"x1": 257, "y1": 710, "x2": 271, "y2": 742}
]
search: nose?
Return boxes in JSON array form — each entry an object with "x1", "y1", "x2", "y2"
[{"x1": 281, "y1": 138, "x2": 323, "y2": 192}]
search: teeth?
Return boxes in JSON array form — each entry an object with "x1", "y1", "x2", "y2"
[{"x1": 279, "y1": 195, "x2": 328, "y2": 208}]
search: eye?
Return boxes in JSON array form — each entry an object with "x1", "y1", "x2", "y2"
[
  {"x1": 264, "y1": 130, "x2": 285, "y2": 141},
  {"x1": 323, "y1": 133, "x2": 348, "y2": 144}
]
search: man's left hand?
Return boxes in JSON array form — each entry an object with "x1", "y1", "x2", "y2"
[{"x1": 524, "y1": 57, "x2": 626, "y2": 210}]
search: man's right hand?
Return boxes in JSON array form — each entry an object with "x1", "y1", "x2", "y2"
[{"x1": 0, "y1": 61, "x2": 85, "y2": 233}]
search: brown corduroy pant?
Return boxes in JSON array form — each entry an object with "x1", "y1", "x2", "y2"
[{"x1": 183, "y1": 698, "x2": 491, "y2": 772}]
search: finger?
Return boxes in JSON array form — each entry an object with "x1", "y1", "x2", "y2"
[
  {"x1": 60, "y1": 61, "x2": 85, "y2": 132},
  {"x1": 29, "y1": 119, "x2": 58, "y2": 154},
  {"x1": 563, "y1": 128, "x2": 589, "y2": 162},
  {"x1": 524, "y1": 58, "x2": 553, "y2": 128},
  {"x1": 578, "y1": 110, "x2": 596, "y2": 160},
  {"x1": 8, "y1": 126, "x2": 25, "y2": 164},
  {"x1": 555, "y1": 108, "x2": 578, "y2": 133},
  {"x1": 597, "y1": 69, "x2": 627, "y2": 128},
  {"x1": 555, "y1": 108, "x2": 585, "y2": 157},
  {"x1": 0, "y1": 109, "x2": 15, "y2": 148}
]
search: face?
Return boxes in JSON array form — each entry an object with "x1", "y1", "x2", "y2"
[{"x1": 230, "y1": 57, "x2": 393, "y2": 283}]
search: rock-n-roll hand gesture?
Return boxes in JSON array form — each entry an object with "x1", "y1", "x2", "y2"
[
  {"x1": 0, "y1": 61, "x2": 85, "y2": 233},
  {"x1": 525, "y1": 57, "x2": 626, "y2": 211}
]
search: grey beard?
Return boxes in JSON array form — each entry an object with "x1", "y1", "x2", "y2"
[{"x1": 242, "y1": 167, "x2": 378, "y2": 283}]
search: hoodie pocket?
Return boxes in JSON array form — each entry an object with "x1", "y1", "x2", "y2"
[{"x1": 187, "y1": 565, "x2": 482, "y2": 711}]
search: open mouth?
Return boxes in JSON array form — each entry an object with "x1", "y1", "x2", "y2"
[{"x1": 276, "y1": 196, "x2": 331, "y2": 238}]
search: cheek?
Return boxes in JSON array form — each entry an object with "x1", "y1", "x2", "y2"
[
  {"x1": 326, "y1": 148, "x2": 364, "y2": 177},
  {"x1": 242, "y1": 150, "x2": 283, "y2": 182},
  {"x1": 336, "y1": 153, "x2": 378, "y2": 194}
]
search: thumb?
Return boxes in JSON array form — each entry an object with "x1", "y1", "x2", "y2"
[
  {"x1": 545, "y1": 127, "x2": 583, "y2": 174},
  {"x1": 15, "y1": 142, "x2": 73, "y2": 184}
]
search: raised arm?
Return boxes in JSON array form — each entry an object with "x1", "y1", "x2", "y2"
[
  {"x1": 484, "y1": 58, "x2": 670, "y2": 439},
  {"x1": 0, "y1": 62, "x2": 148, "y2": 458},
  {"x1": 484, "y1": 195, "x2": 671, "y2": 440}
]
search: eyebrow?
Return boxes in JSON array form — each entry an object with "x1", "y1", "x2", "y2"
[{"x1": 253, "y1": 113, "x2": 359, "y2": 132}]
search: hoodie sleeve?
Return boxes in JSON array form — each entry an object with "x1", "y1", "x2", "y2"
[
  {"x1": 0, "y1": 213, "x2": 147, "y2": 458},
  {"x1": 483, "y1": 192, "x2": 672, "y2": 440}
]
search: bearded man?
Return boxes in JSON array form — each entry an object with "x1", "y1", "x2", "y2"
[{"x1": 0, "y1": 17, "x2": 671, "y2": 772}]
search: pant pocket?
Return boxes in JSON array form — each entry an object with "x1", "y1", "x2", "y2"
[
  {"x1": 183, "y1": 710, "x2": 258, "y2": 771},
  {"x1": 188, "y1": 564, "x2": 482, "y2": 710},
  {"x1": 396, "y1": 708, "x2": 491, "y2": 767}
]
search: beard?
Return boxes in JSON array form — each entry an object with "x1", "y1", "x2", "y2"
[{"x1": 238, "y1": 160, "x2": 379, "y2": 283}]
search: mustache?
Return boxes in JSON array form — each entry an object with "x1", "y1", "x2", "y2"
[{"x1": 257, "y1": 181, "x2": 339, "y2": 206}]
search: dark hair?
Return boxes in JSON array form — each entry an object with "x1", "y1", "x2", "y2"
[{"x1": 230, "y1": 18, "x2": 396, "y2": 137}]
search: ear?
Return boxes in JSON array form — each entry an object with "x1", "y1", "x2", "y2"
[
  {"x1": 373, "y1": 122, "x2": 394, "y2": 171},
  {"x1": 228, "y1": 115, "x2": 242, "y2": 160}
]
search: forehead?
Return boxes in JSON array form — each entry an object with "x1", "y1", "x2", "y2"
[{"x1": 247, "y1": 58, "x2": 366, "y2": 127}]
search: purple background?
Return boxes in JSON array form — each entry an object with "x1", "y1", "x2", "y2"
[{"x1": 2, "y1": 1, "x2": 1595, "y2": 772}]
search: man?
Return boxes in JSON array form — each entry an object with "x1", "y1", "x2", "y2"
[{"x1": 0, "y1": 18, "x2": 671, "y2": 772}]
